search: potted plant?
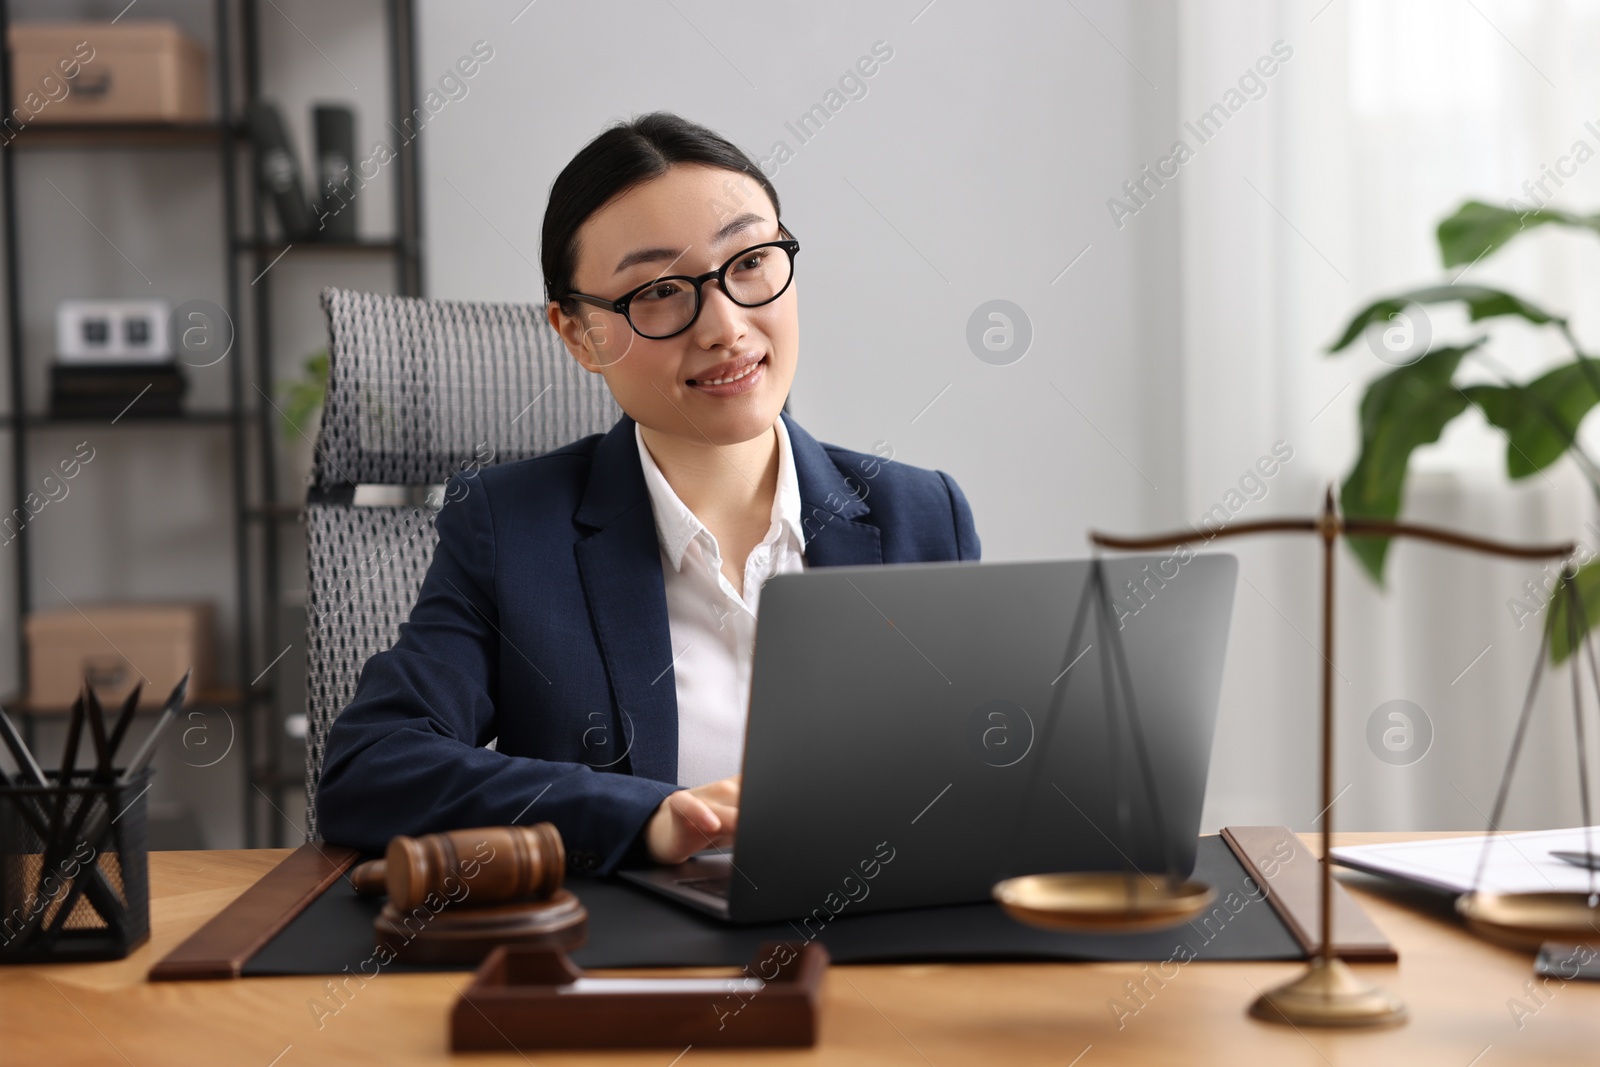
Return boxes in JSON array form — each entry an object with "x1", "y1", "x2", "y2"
[
  {"x1": 277, "y1": 349, "x2": 328, "y2": 502},
  {"x1": 1328, "y1": 201, "x2": 1600, "y2": 659}
]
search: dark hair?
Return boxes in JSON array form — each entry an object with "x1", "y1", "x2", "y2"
[{"x1": 540, "y1": 111, "x2": 782, "y2": 312}]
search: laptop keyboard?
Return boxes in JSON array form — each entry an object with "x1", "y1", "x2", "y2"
[{"x1": 676, "y1": 874, "x2": 731, "y2": 899}]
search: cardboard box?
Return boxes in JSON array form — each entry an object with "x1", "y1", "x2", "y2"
[
  {"x1": 9, "y1": 20, "x2": 209, "y2": 124},
  {"x1": 25, "y1": 602, "x2": 214, "y2": 710}
]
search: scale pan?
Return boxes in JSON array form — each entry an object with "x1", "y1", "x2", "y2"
[
  {"x1": 1457, "y1": 891, "x2": 1600, "y2": 950},
  {"x1": 993, "y1": 872, "x2": 1216, "y2": 933}
]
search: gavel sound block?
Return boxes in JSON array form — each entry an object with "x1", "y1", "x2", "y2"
[
  {"x1": 451, "y1": 940, "x2": 829, "y2": 1051},
  {"x1": 350, "y1": 824, "x2": 587, "y2": 965}
]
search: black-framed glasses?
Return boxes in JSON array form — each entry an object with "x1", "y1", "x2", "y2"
[{"x1": 562, "y1": 225, "x2": 800, "y2": 340}]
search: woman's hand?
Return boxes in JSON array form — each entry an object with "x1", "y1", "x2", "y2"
[{"x1": 645, "y1": 774, "x2": 740, "y2": 865}]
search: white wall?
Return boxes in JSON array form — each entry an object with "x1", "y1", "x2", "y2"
[{"x1": 416, "y1": 0, "x2": 1185, "y2": 562}]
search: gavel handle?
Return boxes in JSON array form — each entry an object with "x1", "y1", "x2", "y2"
[{"x1": 350, "y1": 858, "x2": 387, "y2": 896}]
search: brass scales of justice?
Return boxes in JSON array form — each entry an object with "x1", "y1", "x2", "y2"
[{"x1": 990, "y1": 486, "x2": 1600, "y2": 1028}]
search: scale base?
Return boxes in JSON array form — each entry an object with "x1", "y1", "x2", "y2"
[{"x1": 1248, "y1": 958, "x2": 1408, "y2": 1028}]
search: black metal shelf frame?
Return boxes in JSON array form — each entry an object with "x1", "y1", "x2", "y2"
[{"x1": 0, "y1": 0, "x2": 422, "y2": 847}]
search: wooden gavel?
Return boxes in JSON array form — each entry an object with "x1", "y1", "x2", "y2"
[{"x1": 350, "y1": 824, "x2": 565, "y2": 911}]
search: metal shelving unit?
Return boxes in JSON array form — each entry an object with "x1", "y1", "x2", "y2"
[{"x1": 0, "y1": 0, "x2": 422, "y2": 847}]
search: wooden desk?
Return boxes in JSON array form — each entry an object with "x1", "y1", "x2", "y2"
[{"x1": 2, "y1": 834, "x2": 1596, "y2": 1066}]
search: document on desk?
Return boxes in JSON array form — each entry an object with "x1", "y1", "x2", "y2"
[{"x1": 1331, "y1": 827, "x2": 1600, "y2": 894}]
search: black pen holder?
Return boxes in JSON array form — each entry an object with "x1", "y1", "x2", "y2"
[{"x1": 0, "y1": 769, "x2": 152, "y2": 962}]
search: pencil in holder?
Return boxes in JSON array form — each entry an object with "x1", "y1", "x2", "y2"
[{"x1": 0, "y1": 768, "x2": 153, "y2": 962}]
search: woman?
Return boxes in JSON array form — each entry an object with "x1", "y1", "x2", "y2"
[{"x1": 316, "y1": 112, "x2": 981, "y2": 876}]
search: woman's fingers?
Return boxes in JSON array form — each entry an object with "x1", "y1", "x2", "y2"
[
  {"x1": 648, "y1": 791, "x2": 711, "y2": 863},
  {"x1": 647, "y1": 779, "x2": 743, "y2": 863},
  {"x1": 693, "y1": 775, "x2": 741, "y2": 805},
  {"x1": 670, "y1": 790, "x2": 721, "y2": 834},
  {"x1": 700, "y1": 799, "x2": 738, "y2": 841},
  {"x1": 676, "y1": 797, "x2": 737, "y2": 847}
]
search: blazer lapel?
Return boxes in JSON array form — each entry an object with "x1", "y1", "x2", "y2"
[
  {"x1": 573, "y1": 414, "x2": 678, "y2": 784},
  {"x1": 782, "y1": 411, "x2": 884, "y2": 568}
]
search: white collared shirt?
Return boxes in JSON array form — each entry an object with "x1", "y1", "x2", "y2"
[{"x1": 635, "y1": 418, "x2": 808, "y2": 787}]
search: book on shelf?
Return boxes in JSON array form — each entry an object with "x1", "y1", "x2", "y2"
[
  {"x1": 49, "y1": 360, "x2": 188, "y2": 418},
  {"x1": 248, "y1": 101, "x2": 314, "y2": 241}
]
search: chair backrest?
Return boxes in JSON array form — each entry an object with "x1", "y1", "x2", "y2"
[{"x1": 302, "y1": 287, "x2": 620, "y2": 839}]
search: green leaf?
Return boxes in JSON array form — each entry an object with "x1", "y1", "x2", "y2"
[
  {"x1": 1340, "y1": 345, "x2": 1477, "y2": 582},
  {"x1": 1546, "y1": 561, "x2": 1600, "y2": 665},
  {"x1": 1438, "y1": 199, "x2": 1600, "y2": 269},
  {"x1": 1326, "y1": 284, "x2": 1562, "y2": 354},
  {"x1": 276, "y1": 349, "x2": 330, "y2": 442},
  {"x1": 1461, "y1": 360, "x2": 1600, "y2": 479}
]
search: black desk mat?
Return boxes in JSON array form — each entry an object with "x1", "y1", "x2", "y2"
[{"x1": 244, "y1": 834, "x2": 1300, "y2": 973}]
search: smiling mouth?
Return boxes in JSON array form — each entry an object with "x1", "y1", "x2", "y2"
[{"x1": 687, "y1": 355, "x2": 767, "y2": 387}]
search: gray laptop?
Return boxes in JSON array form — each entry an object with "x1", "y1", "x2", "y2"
[{"x1": 618, "y1": 553, "x2": 1238, "y2": 924}]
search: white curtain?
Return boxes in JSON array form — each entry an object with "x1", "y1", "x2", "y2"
[{"x1": 1179, "y1": 0, "x2": 1600, "y2": 835}]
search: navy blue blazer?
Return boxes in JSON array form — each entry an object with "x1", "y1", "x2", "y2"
[{"x1": 316, "y1": 411, "x2": 981, "y2": 875}]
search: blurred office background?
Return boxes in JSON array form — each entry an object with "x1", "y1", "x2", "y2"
[{"x1": 2, "y1": 0, "x2": 1597, "y2": 848}]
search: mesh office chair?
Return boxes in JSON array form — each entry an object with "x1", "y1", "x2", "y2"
[{"x1": 301, "y1": 287, "x2": 620, "y2": 840}]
